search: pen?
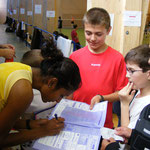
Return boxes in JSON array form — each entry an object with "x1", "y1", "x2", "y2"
[{"x1": 54, "y1": 114, "x2": 58, "y2": 120}]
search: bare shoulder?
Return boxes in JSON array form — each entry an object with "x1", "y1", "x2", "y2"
[
  {"x1": 10, "y1": 79, "x2": 33, "y2": 97},
  {"x1": 7, "y1": 79, "x2": 34, "y2": 116}
]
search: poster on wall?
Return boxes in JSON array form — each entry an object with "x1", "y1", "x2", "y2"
[
  {"x1": 13, "y1": 9, "x2": 17, "y2": 14},
  {"x1": 20, "y1": 8, "x2": 25, "y2": 14},
  {"x1": 35, "y1": 4, "x2": 42, "y2": 14},
  {"x1": 109, "y1": 14, "x2": 114, "y2": 36},
  {"x1": 123, "y1": 11, "x2": 141, "y2": 27},
  {"x1": 27, "y1": 11, "x2": 32, "y2": 16},
  {"x1": 46, "y1": 11, "x2": 55, "y2": 18}
]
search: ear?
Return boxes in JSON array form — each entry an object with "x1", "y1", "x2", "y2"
[
  {"x1": 48, "y1": 78, "x2": 58, "y2": 89},
  {"x1": 107, "y1": 26, "x2": 112, "y2": 35}
]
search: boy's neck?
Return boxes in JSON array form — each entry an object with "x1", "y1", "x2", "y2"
[
  {"x1": 137, "y1": 86, "x2": 150, "y2": 98},
  {"x1": 88, "y1": 44, "x2": 108, "y2": 54}
]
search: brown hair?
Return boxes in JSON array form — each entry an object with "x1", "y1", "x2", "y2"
[
  {"x1": 83, "y1": 7, "x2": 110, "y2": 30},
  {"x1": 125, "y1": 44, "x2": 150, "y2": 72}
]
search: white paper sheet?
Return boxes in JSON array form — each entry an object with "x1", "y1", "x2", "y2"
[
  {"x1": 123, "y1": 11, "x2": 141, "y2": 27},
  {"x1": 33, "y1": 99, "x2": 108, "y2": 150},
  {"x1": 101, "y1": 127, "x2": 124, "y2": 141}
]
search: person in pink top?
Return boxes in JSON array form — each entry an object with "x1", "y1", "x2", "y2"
[{"x1": 69, "y1": 7, "x2": 128, "y2": 129}]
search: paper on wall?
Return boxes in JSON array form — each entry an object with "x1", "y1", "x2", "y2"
[
  {"x1": 35, "y1": 4, "x2": 42, "y2": 14},
  {"x1": 13, "y1": 9, "x2": 17, "y2": 14},
  {"x1": 46, "y1": 11, "x2": 55, "y2": 18},
  {"x1": 20, "y1": 8, "x2": 25, "y2": 14},
  {"x1": 109, "y1": 13, "x2": 114, "y2": 36},
  {"x1": 27, "y1": 11, "x2": 32, "y2": 16},
  {"x1": 123, "y1": 11, "x2": 141, "y2": 27}
]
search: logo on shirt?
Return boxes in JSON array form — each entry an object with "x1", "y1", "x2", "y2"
[{"x1": 91, "y1": 64, "x2": 101, "y2": 67}]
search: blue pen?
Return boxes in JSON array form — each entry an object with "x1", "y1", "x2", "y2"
[{"x1": 54, "y1": 114, "x2": 58, "y2": 120}]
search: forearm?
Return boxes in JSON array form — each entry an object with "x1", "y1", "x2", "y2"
[
  {"x1": 121, "y1": 103, "x2": 130, "y2": 126},
  {"x1": 1, "y1": 128, "x2": 48, "y2": 148},
  {"x1": 102, "y1": 91, "x2": 119, "y2": 102},
  {"x1": 0, "y1": 49, "x2": 6, "y2": 57},
  {"x1": 13, "y1": 119, "x2": 27, "y2": 130}
]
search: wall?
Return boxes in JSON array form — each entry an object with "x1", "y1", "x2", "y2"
[
  {"x1": 57, "y1": 0, "x2": 87, "y2": 28},
  {"x1": 7, "y1": 0, "x2": 86, "y2": 32},
  {"x1": 87, "y1": 0, "x2": 149, "y2": 55},
  {"x1": 0, "y1": 0, "x2": 7, "y2": 24}
]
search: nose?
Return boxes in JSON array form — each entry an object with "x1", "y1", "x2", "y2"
[
  {"x1": 126, "y1": 71, "x2": 130, "y2": 78},
  {"x1": 91, "y1": 34, "x2": 96, "y2": 41}
]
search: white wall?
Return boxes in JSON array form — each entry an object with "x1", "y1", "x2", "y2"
[{"x1": 0, "y1": 0, "x2": 7, "y2": 24}]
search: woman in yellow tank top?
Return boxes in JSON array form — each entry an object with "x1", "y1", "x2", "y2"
[{"x1": 0, "y1": 55, "x2": 81, "y2": 147}]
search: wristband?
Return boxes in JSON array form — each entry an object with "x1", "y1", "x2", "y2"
[
  {"x1": 26, "y1": 119, "x2": 31, "y2": 130},
  {"x1": 97, "y1": 94, "x2": 104, "y2": 102}
]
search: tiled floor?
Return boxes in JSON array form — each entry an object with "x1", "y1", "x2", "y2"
[{"x1": 0, "y1": 24, "x2": 30, "y2": 62}]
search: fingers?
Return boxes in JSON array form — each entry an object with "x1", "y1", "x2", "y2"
[
  {"x1": 115, "y1": 126, "x2": 132, "y2": 139},
  {"x1": 56, "y1": 117, "x2": 65, "y2": 122},
  {"x1": 101, "y1": 138, "x2": 116, "y2": 150},
  {"x1": 90, "y1": 95, "x2": 100, "y2": 110},
  {"x1": 122, "y1": 82, "x2": 133, "y2": 95},
  {"x1": 130, "y1": 89, "x2": 136, "y2": 97},
  {"x1": 108, "y1": 137, "x2": 116, "y2": 142},
  {"x1": 119, "y1": 82, "x2": 134, "y2": 104},
  {"x1": 51, "y1": 117, "x2": 65, "y2": 128},
  {"x1": 6, "y1": 44, "x2": 15, "y2": 50},
  {"x1": 90, "y1": 102, "x2": 94, "y2": 110}
]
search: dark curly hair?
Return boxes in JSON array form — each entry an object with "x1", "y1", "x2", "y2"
[{"x1": 40, "y1": 57, "x2": 81, "y2": 91}]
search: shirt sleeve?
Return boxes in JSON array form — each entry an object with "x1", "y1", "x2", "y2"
[
  {"x1": 105, "y1": 142, "x2": 120, "y2": 150},
  {"x1": 115, "y1": 56, "x2": 128, "y2": 91}
]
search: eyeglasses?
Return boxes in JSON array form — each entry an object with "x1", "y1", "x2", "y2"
[{"x1": 126, "y1": 67, "x2": 143, "y2": 75}]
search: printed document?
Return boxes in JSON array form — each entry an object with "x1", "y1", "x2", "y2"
[{"x1": 33, "y1": 99, "x2": 108, "y2": 150}]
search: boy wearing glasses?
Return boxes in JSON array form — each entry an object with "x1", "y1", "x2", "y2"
[
  {"x1": 119, "y1": 44, "x2": 150, "y2": 129},
  {"x1": 101, "y1": 45, "x2": 150, "y2": 150}
]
